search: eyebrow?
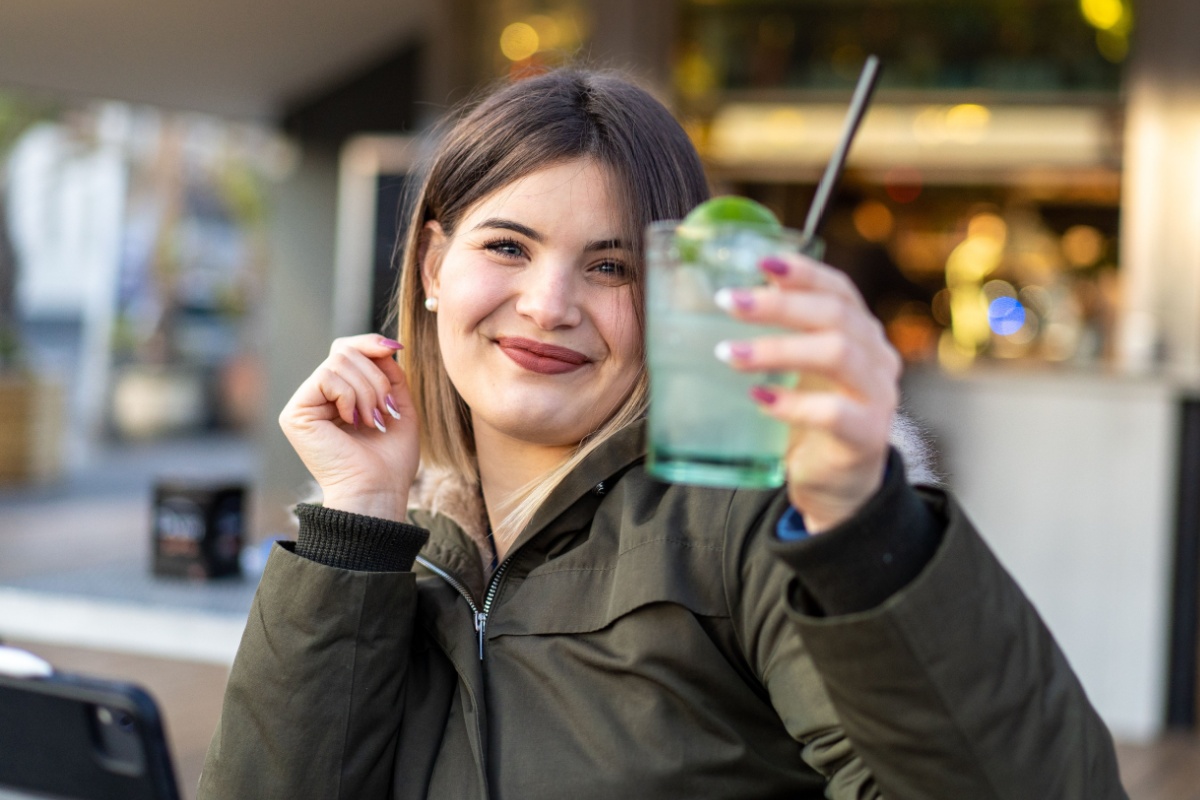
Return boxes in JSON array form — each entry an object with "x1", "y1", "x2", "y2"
[{"x1": 472, "y1": 218, "x2": 629, "y2": 252}]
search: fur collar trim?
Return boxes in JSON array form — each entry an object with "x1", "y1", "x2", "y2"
[{"x1": 405, "y1": 413, "x2": 938, "y2": 564}]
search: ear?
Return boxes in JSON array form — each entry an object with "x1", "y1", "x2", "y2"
[{"x1": 419, "y1": 220, "x2": 447, "y2": 300}]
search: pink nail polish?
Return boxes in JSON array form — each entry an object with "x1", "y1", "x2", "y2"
[
  {"x1": 750, "y1": 386, "x2": 779, "y2": 405},
  {"x1": 380, "y1": 337, "x2": 403, "y2": 350},
  {"x1": 385, "y1": 395, "x2": 402, "y2": 420},
  {"x1": 760, "y1": 256, "x2": 788, "y2": 276},
  {"x1": 372, "y1": 408, "x2": 387, "y2": 433},
  {"x1": 715, "y1": 341, "x2": 753, "y2": 363},
  {"x1": 352, "y1": 408, "x2": 361, "y2": 428},
  {"x1": 715, "y1": 288, "x2": 756, "y2": 313}
]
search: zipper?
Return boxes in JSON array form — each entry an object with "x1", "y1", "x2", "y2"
[
  {"x1": 475, "y1": 558, "x2": 513, "y2": 660},
  {"x1": 416, "y1": 554, "x2": 514, "y2": 660},
  {"x1": 416, "y1": 555, "x2": 483, "y2": 652},
  {"x1": 413, "y1": 554, "x2": 491, "y2": 793}
]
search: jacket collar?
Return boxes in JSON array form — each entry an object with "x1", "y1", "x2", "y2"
[
  {"x1": 410, "y1": 411, "x2": 934, "y2": 578},
  {"x1": 410, "y1": 420, "x2": 648, "y2": 577},
  {"x1": 514, "y1": 420, "x2": 647, "y2": 549}
]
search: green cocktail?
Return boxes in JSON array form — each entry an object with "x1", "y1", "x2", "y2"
[{"x1": 645, "y1": 201, "x2": 821, "y2": 488}]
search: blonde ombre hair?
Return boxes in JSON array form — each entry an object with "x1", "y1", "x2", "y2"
[{"x1": 392, "y1": 69, "x2": 710, "y2": 544}]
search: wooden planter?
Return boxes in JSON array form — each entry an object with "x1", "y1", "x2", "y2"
[{"x1": 0, "y1": 372, "x2": 64, "y2": 484}]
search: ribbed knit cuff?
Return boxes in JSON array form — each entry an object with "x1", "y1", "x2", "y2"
[
  {"x1": 294, "y1": 503, "x2": 429, "y2": 572},
  {"x1": 767, "y1": 449, "x2": 943, "y2": 616}
]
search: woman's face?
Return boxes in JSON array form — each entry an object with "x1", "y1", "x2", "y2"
[{"x1": 422, "y1": 158, "x2": 641, "y2": 449}]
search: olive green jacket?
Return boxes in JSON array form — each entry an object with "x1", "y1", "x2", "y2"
[{"x1": 199, "y1": 423, "x2": 1126, "y2": 799}]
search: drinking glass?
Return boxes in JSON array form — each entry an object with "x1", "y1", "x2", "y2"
[{"x1": 644, "y1": 221, "x2": 823, "y2": 489}]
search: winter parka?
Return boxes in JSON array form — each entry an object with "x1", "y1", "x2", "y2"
[{"x1": 198, "y1": 421, "x2": 1127, "y2": 799}]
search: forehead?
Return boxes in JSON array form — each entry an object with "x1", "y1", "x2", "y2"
[{"x1": 461, "y1": 158, "x2": 628, "y2": 237}]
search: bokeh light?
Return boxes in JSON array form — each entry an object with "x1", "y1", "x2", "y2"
[
  {"x1": 1019, "y1": 285, "x2": 1052, "y2": 316},
  {"x1": 938, "y1": 329, "x2": 976, "y2": 372},
  {"x1": 852, "y1": 199, "x2": 894, "y2": 242},
  {"x1": 526, "y1": 15, "x2": 562, "y2": 50},
  {"x1": 982, "y1": 279, "x2": 1017, "y2": 301},
  {"x1": 1096, "y1": 29, "x2": 1129, "y2": 63},
  {"x1": 1061, "y1": 225, "x2": 1105, "y2": 267},
  {"x1": 946, "y1": 235, "x2": 1004, "y2": 286},
  {"x1": 913, "y1": 106, "x2": 947, "y2": 145},
  {"x1": 988, "y1": 296, "x2": 1027, "y2": 336},
  {"x1": 912, "y1": 104, "x2": 993, "y2": 147},
  {"x1": 1080, "y1": 0, "x2": 1125, "y2": 30},
  {"x1": 931, "y1": 288, "x2": 952, "y2": 327},
  {"x1": 949, "y1": 286, "x2": 991, "y2": 349},
  {"x1": 887, "y1": 302, "x2": 939, "y2": 363},
  {"x1": 967, "y1": 212, "x2": 1007, "y2": 244},
  {"x1": 1079, "y1": 0, "x2": 1130, "y2": 62},
  {"x1": 674, "y1": 44, "x2": 718, "y2": 100},
  {"x1": 884, "y1": 166, "x2": 922, "y2": 203},
  {"x1": 945, "y1": 104, "x2": 991, "y2": 143},
  {"x1": 500, "y1": 22, "x2": 540, "y2": 62}
]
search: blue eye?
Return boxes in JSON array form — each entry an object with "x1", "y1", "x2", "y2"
[
  {"x1": 485, "y1": 238, "x2": 525, "y2": 259},
  {"x1": 591, "y1": 260, "x2": 631, "y2": 285}
]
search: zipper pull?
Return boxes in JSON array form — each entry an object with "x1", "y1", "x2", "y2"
[{"x1": 474, "y1": 610, "x2": 487, "y2": 660}]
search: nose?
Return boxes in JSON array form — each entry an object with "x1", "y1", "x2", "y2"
[{"x1": 514, "y1": 263, "x2": 583, "y2": 330}]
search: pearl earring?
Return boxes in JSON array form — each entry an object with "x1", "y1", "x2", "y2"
[{"x1": 424, "y1": 297, "x2": 439, "y2": 312}]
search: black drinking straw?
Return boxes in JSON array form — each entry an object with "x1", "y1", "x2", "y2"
[{"x1": 802, "y1": 55, "x2": 882, "y2": 241}]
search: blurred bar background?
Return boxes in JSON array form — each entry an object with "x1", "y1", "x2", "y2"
[{"x1": 1, "y1": 1, "x2": 1198, "y2": 796}]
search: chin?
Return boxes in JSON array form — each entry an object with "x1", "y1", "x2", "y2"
[
  {"x1": 509, "y1": 417, "x2": 595, "y2": 447},
  {"x1": 492, "y1": 404, "x2": 610, "y2": 447}
]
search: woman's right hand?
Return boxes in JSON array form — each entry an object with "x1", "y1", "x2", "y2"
[{"x1": 279, "y1": 335, "x2": 419, "y2": 521}]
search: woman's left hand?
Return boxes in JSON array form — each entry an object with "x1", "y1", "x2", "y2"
[{"x1": 716, "y1": 251, "x2": 902, "y2": 533}]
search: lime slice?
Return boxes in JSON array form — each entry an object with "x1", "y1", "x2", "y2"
[
  {"x1": 675, "y1": 196, "x2": 781, "y2": 264},
  {"x1": 683, "y1": 196, "x2": 781, "y2": 231}
]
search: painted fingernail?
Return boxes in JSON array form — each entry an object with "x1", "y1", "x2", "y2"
[
  {"x1": 385, "y1": 395, "x2": 402, "y2": 420},
  {"x1": 352, "y1": 408, "x2": 361, "y2": 428},
  {"x1": 380, "y1": 337, "x2": 403, "y2": 350},
  {"x1": 750, "y1": 386, "x2": 779, "y2": 405},
  {"x1": 714, "y1": 341, "x2": 753, "y2": 363},
  {"x1": 714, "y1": 288, "x2": 755, "y2": 312},
  {"x1": 760, "y1": 256, "x2": 788, "y2": 276},
  {"x1": 372, "y1": 408, "x2": 387, "y2": 433}
]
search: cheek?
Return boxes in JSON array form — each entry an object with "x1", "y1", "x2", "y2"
[
  {"x1": 600, "y1": 291, "x2": 643, "y2": 364},
  {"x1": 440, "y1": 264, "x2": 509, "y2": 332}
]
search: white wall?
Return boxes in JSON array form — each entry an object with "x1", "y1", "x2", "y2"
[{"x1": 903, "y1": 367, "x2": 1179, "y2": 741}]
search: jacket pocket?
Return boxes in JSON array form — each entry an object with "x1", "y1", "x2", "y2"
[{"x1": 490, "y1": 533, "x2": 729, "y2": 636}]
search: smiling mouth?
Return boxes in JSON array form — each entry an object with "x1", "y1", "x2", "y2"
[{"x1": 497, "y1": 337, "x2": 590, "y2": 375}]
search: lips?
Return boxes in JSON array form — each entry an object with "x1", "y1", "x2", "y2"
[{"x1": 497, "y1": 337, "x2": 590, "y2": 375}]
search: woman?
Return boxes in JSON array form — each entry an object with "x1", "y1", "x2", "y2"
[{"x1": 199, "y1": 69, "x2": 1127, "y2": 799}]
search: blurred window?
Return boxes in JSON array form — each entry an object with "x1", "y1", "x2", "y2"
[{"x1": 677, "y1": 0, "x2": 1127, "y2": 102}]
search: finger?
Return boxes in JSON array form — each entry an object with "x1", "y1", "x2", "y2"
[
  {"x1": 330, "y1": 333, "x2": 404, "y2": 360},
  {"x1": 750, "y1": 385, "x2": 890, "y2": 454},
  {"x1": 334, "y1": 336, "x2": 410, "y2": 420},
  {"x1": 383, "y1": 360, "x2": 416, "y2": 421},
  {"x1": 329, "y1": 343, "x2": 413, "y2": 425},
  {"x1": 325, "y1": 350, "x2": 394, "y2": 432},
  {"x1": 372, "y1": 350, "x2": 405, "y2": 386},
  {"x1": 329, "y1": 336, "x2": 405, "y2": 388},
  {"x1": 716, "y1": 287, "x2": 878, "y2": 340},
  {"x1": 759, "y1": 252, "x2": 868, "y2": 311},
  {"x1": 717, "y1": 330, "x2": 902, "y2": 403},
  {"x1": 287, "y1": 368, "x2": 360, "y2": 428}
]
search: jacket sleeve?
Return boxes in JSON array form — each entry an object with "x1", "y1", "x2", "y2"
[
  {"x1": 726, "y1": 488, "x2": 882, "y2": 798},
  {"x1": 727, "y1": 463, "x2": 1129, "y2": 800},
  {"x1": 197, "y1": 507, "x2": 429, "y2": 800}
]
